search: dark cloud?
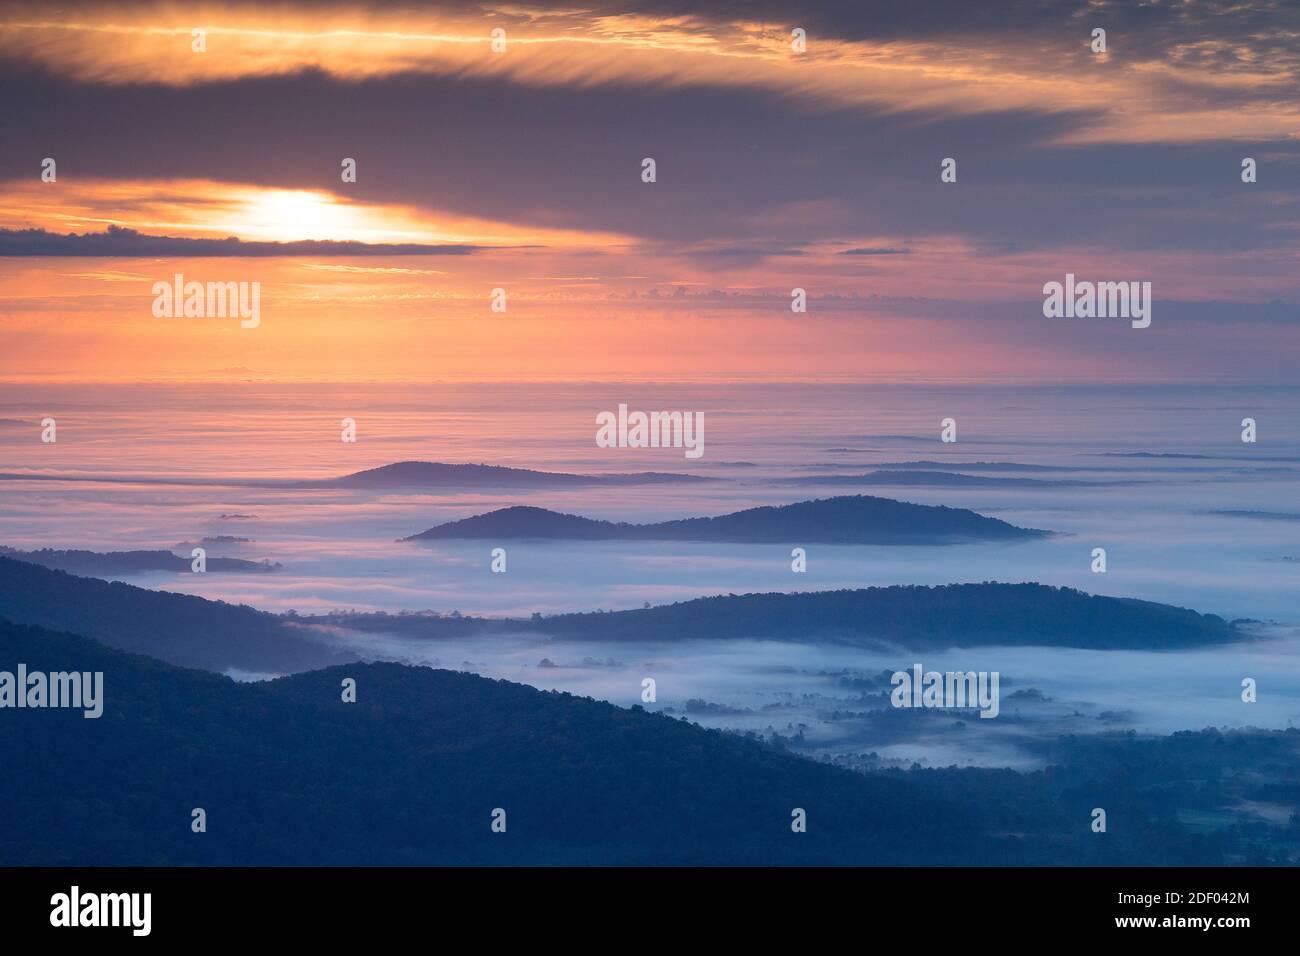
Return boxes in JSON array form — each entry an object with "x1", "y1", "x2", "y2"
[
  {"x1": 587, "y1": 0, "x2": 1300, "y2": 55},
  {"x1": 48, "y1": 0, "x2": 1292, "y2": 49},
  {"x1": 0, "y1": 0, "x2": 1297, "y2": 270},
  {"x1": 3, "y1": 65, "x2": 1297, "y2": 260},
  {"x1": 0, "y1": 225, "x2": 500, "y2": 256}
]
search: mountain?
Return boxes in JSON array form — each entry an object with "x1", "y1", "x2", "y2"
[
  {"x1": 0, "y1": 617, "x2": 984, "y2": 865},
  {"x1": 327, "y1": 461, "x2": 712, "y2": 490},
  {"x1": 787, "y1": 470, "x2": 1116, "y2": 488},
  {"x1": 7, "y1": 617, "x2": 1285, "y2": 865},
  {"x1": 2, "y1": 617, "x2": 1264, "y2": 866},
  {"x1": 0, "y1": 556, "x2": 340, "y2": 673},
  {"x1": 0, "y1": 553, "x2": 1239, "y2": 679},
  {"x1": 870, "y1": 460, "x2": 1059, "y2": 472},
  {"x1": 0, "y1": 546, "x2": 279, "y2": 575},
  {"x1": 403, "y1": 495, "x2": 1048, "y2": 544},
  {"x1": 533, "y1": 584, "x2": 1236, "y2": 649},
  {"x1": 313, "y1": 582, "x2": 1238, "y2": 651},
  {"x1": 1205, "y1": 510, "x2": 1300, "y2": 522},
  {"x1": 0, "y1": 461, "x2": 714, "y2": 492}
]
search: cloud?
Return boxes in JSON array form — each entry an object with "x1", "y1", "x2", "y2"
[
  {"x1": 3, "y1": 65, "x2": 1295, "y2": 261},
  {"x1": 0, "y1": 1, "x2": 1296, "y2": 384},
  {"x1": 301, "y1": 264, "x2": 449, "y2": 275},
  {"x1": 1, "y1": 2, "x2": 1297, "y2": 143},
  {"x1": 0, "y1": 225, "x2": 501, "y2": 256}
]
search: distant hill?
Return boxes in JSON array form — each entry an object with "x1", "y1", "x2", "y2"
[
  {"x1": 0, "y1": 554, "x2": 1240, "y2": 678},
  {"x1": 1205, "y1": 510, "x2": 1300, "y2": 522},
  {"x1": 0, "y1": 546, "x2": 279, "y2": 575},
  {"x1": 326, "y1": 461, "x2": 712, "y2": 490},
  {"x1": 534, "y1": 584, "x2": 1236, "y2": 649},
  {"x1": 0, "y1": 556, "x2": 340, "y2": 673},
  {"x1": 0, "y1": 461, "x2": 714, "y2": 492},
  {"x1": 314, "y1": 582, "x2": 1238, "y2": 652},
  {"x1": 404, "y1": 495, "x2": 1048, "y2": 544},
  {"x1": 787, "y1": 470, "x2": 1115, "y2": 488},
  {"x1": 871, "y1": 460, "x2": 1057, "y2": 472}
]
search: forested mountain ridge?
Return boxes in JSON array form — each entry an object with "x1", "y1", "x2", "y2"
[
  {"x1": 405, "y1": 495, "x2": 1047, "y2": 544},
  {"x1": 2, "y1": 616, "x2": 1267, "y2": 865},
  {"x1": 0, "y1": 617, "x2": 979, "y2": 865},
  {"x1": 316, "y1": 582, "x2": 1238, "y2": 651},
  {"x1": 0, "y1": 556, "x2": 339, "y2": 673}
]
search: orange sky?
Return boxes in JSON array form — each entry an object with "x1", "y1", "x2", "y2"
[
  {"x1": 1, "y1": 2, "x2": 1297, "y2": 384},
  {"x1": 2, "y1": 174, "x2": 1296, "y2": 383}
]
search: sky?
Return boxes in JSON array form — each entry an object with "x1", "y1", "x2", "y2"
[{"x1": 0, "y1": 0, "x2": 1297, "y2": 383}]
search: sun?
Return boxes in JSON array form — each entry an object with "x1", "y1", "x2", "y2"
[{"x1": 229, "y1": 189, "x2": 358, "y2": 243}]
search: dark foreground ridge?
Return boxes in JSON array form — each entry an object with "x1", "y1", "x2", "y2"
[
  {"x1": 4, "y1": 617, "x2": 1287, "y2": 866},
  {"x1": 0, "y1": 617, "x2": 973, "y2": 865},
  {"x1": 404, "y1": 495, "x2": 1049, "y2": 544}
]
